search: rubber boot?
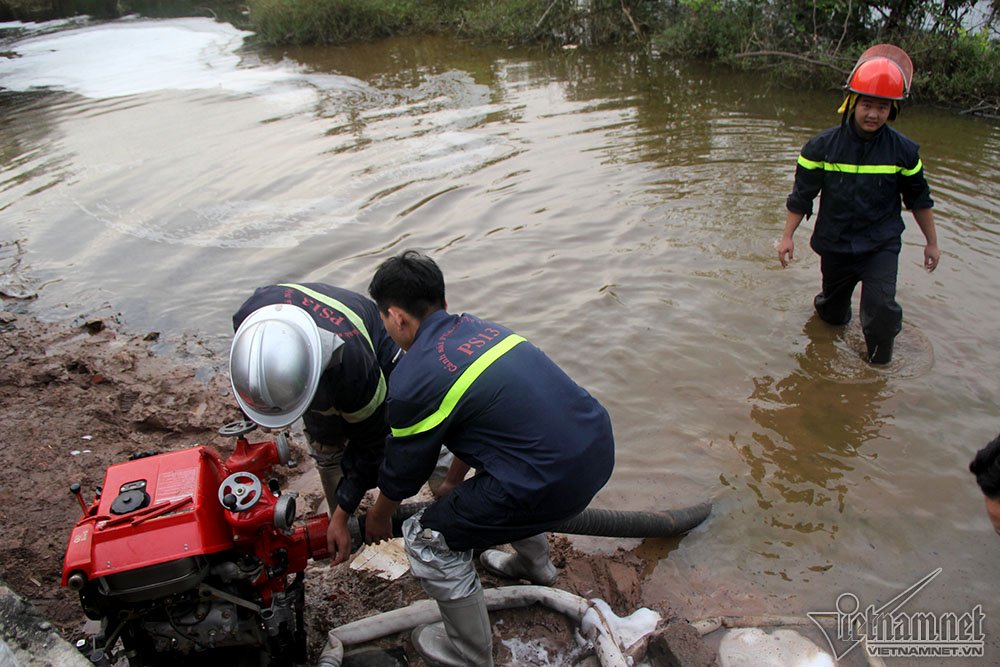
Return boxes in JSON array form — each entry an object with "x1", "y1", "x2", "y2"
[
  {"x1": 479, "y1": 533, "x2": 557, "y2": 586},
  {"x1": 411, "y1": 588, "x2": 493, "y2": 667},
  {"x1": 866, "y1": 338, "x2": 894, "y2": 365}
]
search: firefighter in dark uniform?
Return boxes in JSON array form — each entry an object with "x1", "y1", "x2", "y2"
[
  {"x1": 230, "y1": 283, "x2": 399, "y2": 563},
  {"x1": 778, "y1": 44, "x2": 939, "y2": 364},
  {"x1": 363, "y1": 250, "x2": 615, "y2": 667}
]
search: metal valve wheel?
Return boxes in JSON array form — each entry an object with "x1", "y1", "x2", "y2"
[
  {"x1": 218, "y1": 472, "x2": 263, "y2": 512},
  {"x1": 218, "y1": 420, "x2": 257, "y2": 438}
]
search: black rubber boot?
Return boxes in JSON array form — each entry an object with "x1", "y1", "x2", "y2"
[{"x1": 866, "y1": 338, "x2": 894, "y2": 365}]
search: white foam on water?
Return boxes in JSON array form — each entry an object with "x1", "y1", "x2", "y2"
[
  {"x1": 0, "y1": 16, "x2": 361, "y2": 107},
  {"x1": 0, "y1": 17, "x2": 515, "y2": 248}
]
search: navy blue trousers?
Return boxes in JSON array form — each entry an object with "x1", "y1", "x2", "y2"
[
  {"x1": 421, "y1": 473, "x2": 592, "y2": 552},
  {"x1": 814, "y1": 248, "x2": 902, "y2": 363}
]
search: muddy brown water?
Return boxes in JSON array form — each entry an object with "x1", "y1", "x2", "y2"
[{"x1": 1, "y1": 17, "x2": 999, "y2": 663}]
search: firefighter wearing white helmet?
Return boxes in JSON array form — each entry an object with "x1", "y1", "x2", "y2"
[
  {"x1": 230, "y1": 303, "x2": 341, "y2": 429},
  {"x1": 777, "y1": 44, "x2": 940, "y2": 364},
  {"x1": 231, "y1": 283, "x2": 401, "y2": 563}
]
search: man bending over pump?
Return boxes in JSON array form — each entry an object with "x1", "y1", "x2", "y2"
[{"x1": 363, "y1": 250, "x2": 616, "y2": 667}]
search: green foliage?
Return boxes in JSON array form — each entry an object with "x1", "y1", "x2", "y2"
[
  {"x1": 901, "y1": 30, "x2": 1000, "y2": 111},
  {"x1": 245, "y1": 0, "x2": 668, "y2": 47},
  {"x1": 650, "y1": 0, "x2": 999, "y2": 113},
  {"x1": 652, "y1": 0, "x2": 756, "y2": 58},
  {"x1": 248, "y1": 0, "x2": 417, "y2": 44},
  {"x1": 445, "y1": 0, "x2": 545, "y2": 43}
]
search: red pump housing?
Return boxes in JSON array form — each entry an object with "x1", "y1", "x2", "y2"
[{"x1": 61, "y1": 422, "x2": 332, "y2": 666}]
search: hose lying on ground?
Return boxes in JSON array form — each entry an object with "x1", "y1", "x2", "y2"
[
  {"x1": 316, "y1": 585, "x2": 639, "y2": 667},
  {"x1": 348, "y1": 500, "x2": 713, "y2": 551}
]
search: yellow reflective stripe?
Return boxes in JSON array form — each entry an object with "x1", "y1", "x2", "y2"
[
  {"x1": 901, "y1": 159, "x2": 923, "y2": 177},
  {"x1": 280, "y1": 283, "x2": 375, "y2": 351},
  {"x1": 311, "y1": 373, "x2": 387, "y2": 423},
  {"x1": 797, "y1": 155, "x2": 918, "y2": 176},
  {"x1": 280, "y1": 283, "x2": 386, "y2": 423},
  {"x1": 391, "y1": 334, "x2": 526, "y2": 438},
  {"x1": 797, "y1": 155, "x2": 825, "y2": 170}
]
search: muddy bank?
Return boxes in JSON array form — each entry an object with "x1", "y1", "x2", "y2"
[{"x1": 0, "y1": 309, "x2": 711, "y2": 665}]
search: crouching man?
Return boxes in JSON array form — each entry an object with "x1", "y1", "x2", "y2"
[{"x1": 363, "y1": 250, "x2": 615, "y2": 666}]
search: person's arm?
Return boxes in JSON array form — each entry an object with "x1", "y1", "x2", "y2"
[
  {"x1": 433, "y1": 458, "x2": 471, "y2": 498},
  {"x1": 778, "y1": 210, "x2": 805, "y2": 268},
  {"x1": 912, "y1": 208, "x2": 939, "y2": 272},
  {"x1": 364, "y1": 492, "x2": 401, "y2": 545},
  {"x1": 326, "y1": 505, "x2": 354, "y2": 565},
  {"x1": 782, "y1": 135, "x2": 825, "y2": 268}
]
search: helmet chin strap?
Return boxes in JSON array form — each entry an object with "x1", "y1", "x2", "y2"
[
  {"x1": 318, "y1": 329, "x2": 346, "y2": 369},
  {"x1": 837, "y1": 92, "x2": 858, "y2": 114}
]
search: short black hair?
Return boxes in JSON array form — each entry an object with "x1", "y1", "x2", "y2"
[
  {"x1": 369, "y1": 250, "x2": 446, "y2": 318},
  {"x1": 969, "y1": 433, "x2": 1000, "y2": 499}
]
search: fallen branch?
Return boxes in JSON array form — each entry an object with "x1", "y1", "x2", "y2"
[
  {"x1": 536, "y1": 0, "x2": 560, "y2": 30},
  {"x1": 958, "y1": 100, "x2": 1000, "y2": 117},
  {"x1": 734, "y1": 50, "x2": 849, "y2": 74},
  {"x1": 621, "y1": 0, "x2": 644, "y2": 41}
]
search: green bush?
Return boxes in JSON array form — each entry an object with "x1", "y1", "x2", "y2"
[
  {"x1": 649, "y1": 0, "x2": 998, "y2": 114},
  {"x1": 903, "y1": 31, "x2": 1000, "y2": 111},
  {"x1": 248, "y1": 0, "x2": 416, "y2": 44}
]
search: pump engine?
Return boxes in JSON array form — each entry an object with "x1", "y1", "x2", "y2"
[{"x1": 61, "y1": 420, "x2": 331, "y2": 666}]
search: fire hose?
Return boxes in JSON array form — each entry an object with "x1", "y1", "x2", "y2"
[
  {"x1": 317, "y1": 585, "x2": 643, "y2": 667},
  {"x1": 324, "y1": 500, "x2": 712, "y2": 665},
  {"x1": 347, "y1": 500, "x2": 713, "y2": 552}
]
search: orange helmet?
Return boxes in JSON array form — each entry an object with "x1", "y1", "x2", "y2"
[{"x1": 845, "y1": 44, "x2": 913, "y2": 101}]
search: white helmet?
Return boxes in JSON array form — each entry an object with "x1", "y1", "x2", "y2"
[{"x1": 230, "y1": 304, "x2": 335, "y2": 429}]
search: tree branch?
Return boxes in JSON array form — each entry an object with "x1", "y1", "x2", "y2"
[{"x1": 733, "y1": 50, "x2": 850, "y2": 74}]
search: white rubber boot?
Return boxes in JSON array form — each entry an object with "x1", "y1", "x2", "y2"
[
  {"x1": 411, "y1": 587, "x2": 493, "y2": 666},
  {"x1": 479, "y1": 533, "x2": 557, "y2": 586}
]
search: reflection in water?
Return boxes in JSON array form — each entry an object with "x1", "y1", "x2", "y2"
[{"x1": 738, "y1": 315, "x2": 889, "y2": 530}]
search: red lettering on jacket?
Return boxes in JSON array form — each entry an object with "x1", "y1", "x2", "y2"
[
  {"x1": 457, "y1": 328, "x2": 501, "y2": 355},
  {"x1": 298, "y1": 296, "x2": 346, "y2": 326}
]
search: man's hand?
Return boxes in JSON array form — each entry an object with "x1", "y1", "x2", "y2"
[
  {"x1": 778, "y1": 237, "x2": 795, "y2": 268},
  {"x1": 913, "y1": 208, "x2": 938, "y2": 273},
  {"x1": 365, "y1": 493, "x2": 401, "y2": 545},
  {"x1": 924, "y1": 243, "x2": 940, "y2": 272},
  {"x1": 326, "y1": 506, "x2": 353, "y2": 565},
  {"x1": 778, "y1": 212, "x2": 804, "y2": 268}
]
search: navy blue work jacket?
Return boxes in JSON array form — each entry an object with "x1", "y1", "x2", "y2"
[
  {"x1": 379, "y1": 310, "x2": 614, "y2": 512},
  {"x1": 786, "y1": 119, "x2": 934, "y2": 255}
]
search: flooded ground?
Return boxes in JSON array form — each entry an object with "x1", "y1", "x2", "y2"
[{"x1": 2, "y1": 16, "x2": 999, "y2": 664}]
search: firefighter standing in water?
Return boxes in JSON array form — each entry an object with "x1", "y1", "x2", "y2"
[
  {"x1": 778, "y1": 44, "x2": 939, "y2": 364},
  {"x1": 229, "y1": 283, "x2": 400, "y2": 563},
  {"x1": 364, "y1": 250, "x2": 615, "y2": 666}
]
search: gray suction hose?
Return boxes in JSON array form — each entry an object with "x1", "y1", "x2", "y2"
[
  {"x1": 348, "y1": 500, "x2": 712, "y2": 551},
  {"x1": 317, "y1": 585, "x2": 634, "y2": 667}
]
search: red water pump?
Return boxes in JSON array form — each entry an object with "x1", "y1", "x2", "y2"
[{"x1": 61, "y1": 420, "x2": 332, "y2": 666}]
